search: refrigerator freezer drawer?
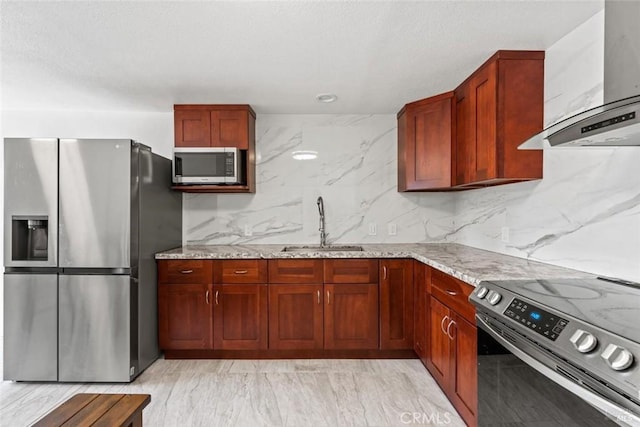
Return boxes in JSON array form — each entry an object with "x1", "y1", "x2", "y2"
[
  {"x1": 3, "y1": 273, "x2": 58, "y2": 381},
  {"x1": 59, "y1": 274, "x2": 133, "y2": 382}
]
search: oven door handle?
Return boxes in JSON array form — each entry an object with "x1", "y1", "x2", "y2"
[{"x1": 476, "y1": 315, "x2": 640, "y2": 427}]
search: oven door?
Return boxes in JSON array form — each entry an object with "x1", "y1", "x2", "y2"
[{"x1": 477, "y1": 313, "x2": 640, "y2": 427}]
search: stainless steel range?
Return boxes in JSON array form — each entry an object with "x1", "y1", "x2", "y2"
[{"x1": 471, "y1": 277, "x2": 640, "y2": 426}]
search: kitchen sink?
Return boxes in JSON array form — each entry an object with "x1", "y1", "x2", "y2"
[{"x1": 281, "y1": 245, "x2": 364, "y2": 252}]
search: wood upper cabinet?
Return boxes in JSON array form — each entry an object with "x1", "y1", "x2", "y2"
[
  {"x1": 213, "y1": 284, "x2": 268, "y2": 350},
  {"x1": 380, "y1": 259, "x2": 414, "y2": 349},
  {"x1": 398, "y1": 92, "x2": 456, "y2": 191},
  {"x1": 173, "y1": 109, "x2": 211, "y2": 147},
  {"x1": 173, "y1": 104, "x2": 257, "y2": 193},
  {"x1": 455, "y1": 50, "x2": 544, "y2": 187},
  {"x1": 174, "y1": 105, "x2": 255, "y2": 149},
  {"x1": 425, "y1": 270, "x2": 478, "y2": 427}
]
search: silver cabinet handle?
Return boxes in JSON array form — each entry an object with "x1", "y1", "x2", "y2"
[
  {"x1": 383, "y1": 266, "x2": 387, "y2": 280},
  {"x1": 180, "y1": 269, "x2": 193, "y2": 274},
  {"x1": 215, "y1": 290, "x2": 219, "y2": 305},
  {"x1": 234, "y1": 270, "x2": 248, "y2": 274},
  {"x1": 447, "y1": 319, "x2": 456, "y2": 341},
  {"x1": 445, "y1": 289, "x2": 458, "y2": 296},
  {"x1": 440, "y1": 315, "x2": 449, "y2": 335},
  {"x1": 326, "y1": 290, "x2": 330, "y2": 305},
  {"x1": 317, "y1": 290, "x2": 321, "y2": 305},
  {"x1": 205, "y1": 290, "x2": 210, "y2": 304}
]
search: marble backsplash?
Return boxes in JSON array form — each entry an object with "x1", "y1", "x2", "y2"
[{"x1": 184, "y1": 114, "x2": 456, "y2": 245}]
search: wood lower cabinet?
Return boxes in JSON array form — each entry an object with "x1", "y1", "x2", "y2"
[
  {"x1": 451, "y1": 315, "x2": 478, "y2": 426},
  {"x1": 380, "y1": 259, "x2": 414, "y2": 349},
  {"x1": 426, "y1": 274, "x2": 478, "y2": 427},
  {"x1": 213, "y1": 284, "x2": 268, "y2": 350},
  {"x1": 324, "y1": 283, "x2": 378, "y2": 350},
  {"x1": 158, "y1": 282, "x2": 212, "y2": 350},
  {"x1": 158, "y1": 259, "x2": 268, "y2": 351},
  {"x1": 268, "y1": 284, "x2": 324, "y2": 350},
  {"x1": 413, "y1": 261, "x2": 429, "y2": 365}
]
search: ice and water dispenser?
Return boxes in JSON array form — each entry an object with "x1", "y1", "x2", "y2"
[{"x1": 11, "y1": 216, "x2": 49, "y2": 261}]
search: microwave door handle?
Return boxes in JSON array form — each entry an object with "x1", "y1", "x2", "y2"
[{"x1": 174, "y1": 156, "x2": 182, "y2": 176}]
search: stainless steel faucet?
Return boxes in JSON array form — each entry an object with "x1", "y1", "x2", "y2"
[{"x1": 316, "y1": 196, "x2": 326, "y2": 247}]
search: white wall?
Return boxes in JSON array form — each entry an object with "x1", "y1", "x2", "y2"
[{"x1": 451, "y1": 11, "x2": 640, "y2": 282}]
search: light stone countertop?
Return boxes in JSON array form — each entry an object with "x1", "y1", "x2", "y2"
[{"x1": 155, "y1": 243, "x2": 596, "y2": 287}]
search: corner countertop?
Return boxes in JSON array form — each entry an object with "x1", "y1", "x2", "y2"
[{"x1": 155, "y1": 243, "x2": 596, "y2": 287}]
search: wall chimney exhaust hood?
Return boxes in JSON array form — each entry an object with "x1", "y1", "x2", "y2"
[{"x1": 520, "y1": 1, "x2": 640, "y2": 149}]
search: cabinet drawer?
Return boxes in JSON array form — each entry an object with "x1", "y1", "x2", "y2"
[
  {"x1": 214, "y1": 260, "x2": 267, "y2": 284},
  {"x1": 158, "y1": 260, "x2": 213, "y2": 284},
  {"x1": 430, "y1": 269, "x2": 475, "y2": 323},
  {"x1": 324, "y1": 259, "x2": 379, "y2": 283},
  {"x1": 268, "y1": 259, "x2": 324, "y2": 284}
]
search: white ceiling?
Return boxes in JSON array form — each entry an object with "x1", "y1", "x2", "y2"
[{"x1": 1, "y1": 1, "x2": 603, "y2": 114}]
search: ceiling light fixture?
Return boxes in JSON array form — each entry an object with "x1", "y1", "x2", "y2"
[
  {"x1": 316, "y1": 93, "x2": 338, "y2": 103},
  {"x1": 291, "y1": 150, "x2": 318, "y2": 160}
]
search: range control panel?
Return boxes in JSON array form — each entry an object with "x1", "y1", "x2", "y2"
[{"x1": 504, "y1": 298, "x2": 569, "y2": 341}]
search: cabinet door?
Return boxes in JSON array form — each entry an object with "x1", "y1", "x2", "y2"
[
  {"x1": 426, "y1": 296, "x2": 451, "y2": 389},
  {"x1": 158, "y1": 283, "x2": 212, "y2": 349},
  {"x1": 413, "y1": 262, "x2": 429, "y2": 364},
  {"x1": 213, "y1": 284, "x2": 268, "y2": 350},
  {"x1": 451, "y1": 314, "x2": 478, "y2": 427},
  {"x1": 268, "y1": 284, "x2": 324, "y2": 349},
  {"x1": 471, "y1": 61, "x2": 498, "y2": 182},
  {"x1": 455, "y1": 86, "x2": 472, "y2": 185},
  {"x1": 380, "y1": 259, "x2": 414, "y2": 349},
  {"x1": 211, "y1": 110, "x2": 249, "y2": 149},
  {"x1": 400, "y1": 93, "x2": 455, "y2": 190},
  {"x1": 324, "y1": 284, "x2": 379, "y2": 350},
  {"x1": 174, "y1": 110, "x2": 212, "y2": 147}
]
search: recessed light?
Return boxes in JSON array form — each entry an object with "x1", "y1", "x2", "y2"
[
  {"x1": 316, "y1": 93, "x2": 338, "y2": 103},
  {"x1": 292, "y1": 150, "x2": 318, "y2": 160}
]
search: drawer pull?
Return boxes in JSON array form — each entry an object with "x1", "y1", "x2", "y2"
[
  {"x1": 180, "y1": 269, "x2": 193, "y2": 274},
  {"x1": 440, "y1": 315, "x2": 449, "y2": 335},
  {"x1": 205, "y1": 290, "x2": 210, "y2": 305},
  {"x1": 234, "y1": 270, "x2": 248, "y2": 275},
  {"x1": 317, "y1": 290, "x2": 321, "y2": 305},
  {"x1": 445, "y1": 289, "x2": 458, "y2": 296},
  {"x1": 383, "y1": 266, "x2": 388, "y2": 280}
]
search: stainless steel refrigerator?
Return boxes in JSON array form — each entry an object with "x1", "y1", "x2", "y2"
[{"x1": 3, "y1": 138, "x2": 182, "y2": 382}]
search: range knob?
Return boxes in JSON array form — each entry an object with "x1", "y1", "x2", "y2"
[
  {"x1": 476, "y1": 286, "x2": 489, "y2": 299},
  {"x1": 601, "y1": 343, "x2": 634, "y2": 371},
  {"x1": 569, "y1": 329, "x2": 597, "y2": 353},
  {"x1": 486, "y1": 290, "x2": 502, "y2": 306}
]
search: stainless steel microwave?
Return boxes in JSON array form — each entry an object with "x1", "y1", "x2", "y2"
[{"x1": 172, "y1": 147, "x2": 244, "y2": 184}]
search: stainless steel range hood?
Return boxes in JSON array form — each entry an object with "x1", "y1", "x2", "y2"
[{"x1": 520, "y1": 1, "x2": 640, "y2": 149}]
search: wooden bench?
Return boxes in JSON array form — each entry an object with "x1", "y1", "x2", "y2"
[{"x1": 32, "y1": 393, "x2": 151, "y2": 427}]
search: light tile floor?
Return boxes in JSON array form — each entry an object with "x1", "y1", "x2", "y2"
[{"x1": 0, "y1": 352, "x2": 464, "y2": 426}]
